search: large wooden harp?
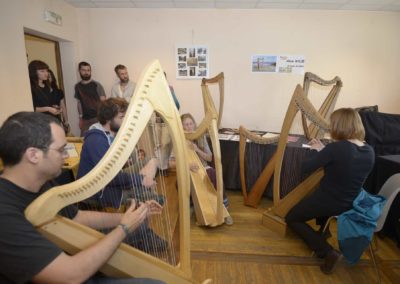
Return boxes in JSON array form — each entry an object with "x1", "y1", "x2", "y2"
[
  {"x1": 239, "y1": 72, "x2": 341, "y2": 208},
  {"x1": 25, "y1": 60, "x2": 203, "y2": 283},
  {"x1": 239, "y1": 127, "x2": 279, "y2": 208},
  {"x1": 301, "y1": 72, "x2": 342, "y2": 139},
  {"x1": 185, "y1": 73, "x2": 229, "y2": 227},
  {"x1": 262, "y1": 84, "x2": 330, "y2": 236},
  {"x1": 201, "y1": 73, "x2": 224, "y2": 129}
]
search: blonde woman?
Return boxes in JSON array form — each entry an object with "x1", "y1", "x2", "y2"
[
  {"x1": 285, "y1": 108, "x2": 374, "y2": 274},
  {"x1": 181, "y1": 113, "x2": 233, "y2": 225}
]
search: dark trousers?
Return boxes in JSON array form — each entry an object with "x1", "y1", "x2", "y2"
[
  {"x1": 285, "y1": 189, "x2": 353, "y2": 258},
  {"x1": 206, "y1": 167, "x2": 229, "y2": 207}
]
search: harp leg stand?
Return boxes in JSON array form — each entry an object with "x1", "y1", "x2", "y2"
[{"x1": 262, "y1": 208, "x2": 288, "y2": 236}]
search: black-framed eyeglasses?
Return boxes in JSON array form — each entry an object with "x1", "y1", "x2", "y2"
[{"x1": 47, "y1": 146, "x2": 68, "y2": 156}]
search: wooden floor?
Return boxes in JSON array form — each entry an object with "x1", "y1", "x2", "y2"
[{"x1": 190, "y1": 190, "x2": 400, "y2": 284}]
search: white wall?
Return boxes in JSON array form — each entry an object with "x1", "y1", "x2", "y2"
[
  {"x1": 1, "y1": 4, "x2": 399, "y2": 134},
  {"x1": 0, "y1": 0, "x2": 80, "y2": 134},
  {"x1": 76, "y1": 8, "x2": 400, "y2": 132}
]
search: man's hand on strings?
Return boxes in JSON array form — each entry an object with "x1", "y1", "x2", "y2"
[
  {"x1": 139, "y1": 158, "x2": 159, "y2": 187},
  {"x1": 308, "y1": 138, "x2": 325, "y2": 152},
  {"x1": 121, "y1": 199, "x2": 149, "y2": 233},
  {"x1": 123, "y1": 157, "x2": 134, "y2": 169},
  {"x1": 142, "y1": 175, "x2": 156, "y2": 188},
  {"x1": 186, "y1": 140, "x2": 199, "y2": 152},
  {"x1": 189, "y1": 162, "x2": 199, "y2": 172},
  {"x1": 145, "y1": 200, "x2": 163, "y2": 215}
]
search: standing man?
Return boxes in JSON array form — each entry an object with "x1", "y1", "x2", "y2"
[
  {"x1": 111, "y1": 64, "x2": 136, "y2": 102},
  {"x1": 0, "y1": 111, "x2": 163, "y2": 283},
  {"x1": 75, "y1": 61, "x2": 106, "y2": 136}
]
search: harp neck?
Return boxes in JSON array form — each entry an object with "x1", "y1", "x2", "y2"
[
  {"x1": 302, "y1": 72, "x2": 342, "y2": 139},
  {"x1": 273, "y1": 84, "x2": 329, "y2": 205},
  {"x1": 201, "y1": 72, "x2": 224, "y2": 129}
]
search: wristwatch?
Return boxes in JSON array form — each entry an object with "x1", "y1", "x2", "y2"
[{"x1": 119, "y1": 223, "x2": 130, "y2": 236}]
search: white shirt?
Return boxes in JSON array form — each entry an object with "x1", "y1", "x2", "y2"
[{"x1": 110, "y1": 80, "x2": 136, "y2": 101}]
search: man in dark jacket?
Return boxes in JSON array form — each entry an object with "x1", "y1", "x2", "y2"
[{"x1": 77, "y1": 97, "x2": 166, "y2": 253}]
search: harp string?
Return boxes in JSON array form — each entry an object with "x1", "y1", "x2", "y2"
[
  {"x1": 185, "y1": 124, "x2": 220, "y2": 218},
  {"x1": 131, "y1": 113, "x2": 176, "y2": 263},
  {"x1": 244, "y1": 136, "x2": 276, "y2": 196},
  {"x1": 279, "y1": 119, "x2": 311, "y2": 199},
  {"x1": 193, "y1": 134, "x2": 219, "y2": 216},
  {"x1": 238, "y1": 125, "x2": 279, "y2": 207},
  {"x1": 77, "y1": 116, "x2": 177, "y2": 264},
  {"x1": 147, "y1": 113, "x2": 177, "y2": 264},
  {"x1": 273, "y1": 84, "x2": 330, "y2": 208}
]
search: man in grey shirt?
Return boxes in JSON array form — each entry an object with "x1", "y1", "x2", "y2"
[
  {"x1": 111, "y1": 64, "x2": 136, "y2": 102},
  {"x1": 75, "y1": 61, "x2": 106, "y2": 136}
]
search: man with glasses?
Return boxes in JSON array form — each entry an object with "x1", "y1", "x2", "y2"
[{"x1": 0, "y1": 112, "x2": 163, "y2": 284}]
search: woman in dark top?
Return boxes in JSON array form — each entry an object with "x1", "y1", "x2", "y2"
[
  {"x1": 285, "y1": 108, "x2": 374, "y2": 274},
  {"x1": 28, "y1": 60, "x2": 69, "y2": 132},
  {"x1": 29, "y1": 60, "x2": 60, "y2": 117}
]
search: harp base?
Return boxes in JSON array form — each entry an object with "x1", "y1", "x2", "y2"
[
  {"x1": 243, "y1": 199, "x2": 259, "y2": 209},
  {"x1": 262, "y1": 208, "x2": 287, "y2": 237}
]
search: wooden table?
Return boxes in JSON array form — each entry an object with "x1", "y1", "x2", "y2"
[
  {"x1": 219, "y1": 134, "x2": 312, "y2": 199},
  {"x1": 63, "y1": 142, "x2": 82, "y2": 179}
]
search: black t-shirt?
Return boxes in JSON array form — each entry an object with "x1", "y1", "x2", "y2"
[
  {"x1": 31, "y1": 85, "x2": 64, "y2": 119},
  {"x1": 0, "y1": 178, "x2": 78, "y2": 283},
  {"x1": 303, "y1": 140, "x2": 375, "y2": 203},
  {"x1": 74, "y1": 81, "x2": 105, "y2": 120}
]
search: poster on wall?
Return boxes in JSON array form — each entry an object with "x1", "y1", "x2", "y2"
[
  {"x1": 176, "y1": 45, "x2": 209, "y2": 79},
  {"x1": 251, "y1": 55, "x2": 305, "y2": 74}
]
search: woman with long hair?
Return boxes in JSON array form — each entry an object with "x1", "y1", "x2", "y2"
[
  {"x1": 181, "y1": 113, "x2": 233, "y2": 225},
  {"x1": 28, "y1": 60, "x2": 69, "y2": 132}
]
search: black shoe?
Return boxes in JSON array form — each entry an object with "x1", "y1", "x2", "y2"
[{"x1": 320, "y1": 249, "x2": 343, "y2": 274}]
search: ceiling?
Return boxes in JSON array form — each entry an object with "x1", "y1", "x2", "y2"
[{"x1": 64, "y1": 0, "x2": 400, "y2": 11}]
